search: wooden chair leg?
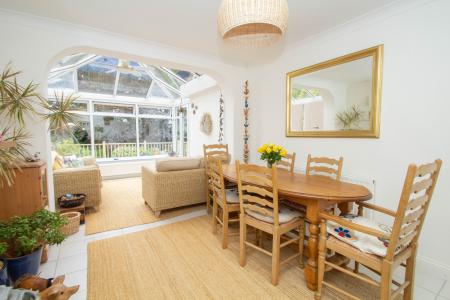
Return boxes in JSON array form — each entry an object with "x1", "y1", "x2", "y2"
[
  {"x1": 298, "y1": 221, "x2": 305, "y2": 269},
  {"x1": 354, "y1": 262, "x2": 360, "y2": 273},
  {"x1": 315, "y1": 220, "x2": 327, "y2": 300},
  {"x1": 222, "y1": 208, "x2": 229, "y2": 249},
  {"x1": 239, "y1": 214, "x2": 247, "y2": 267},
  {"x1": 404, "y1": 248, "x2": 417, "y2": 300},
  {"x1": 271, "y1": 227, "x2": 281, "y2": 285},
  {"x1": 380, "y1": 260, "x2": 393, "y2": 300},
  {"x1": 212, "y1": 198, "x2": 218, "y2": 234}
]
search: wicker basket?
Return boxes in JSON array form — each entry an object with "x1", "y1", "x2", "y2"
[{"x1": 60, "y1": 212, "x2": 81, "y2": 236}]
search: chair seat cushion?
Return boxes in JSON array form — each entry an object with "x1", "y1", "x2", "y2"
[
  {"x1": 327, "y1": 215, "x2": 392, "y2": 257},
  {"x1": 246, "y1": 205, "x2": 302, "y2": 224},
  {"x1": 226, "y1": 189, "x2": 240, "y2": 204}
]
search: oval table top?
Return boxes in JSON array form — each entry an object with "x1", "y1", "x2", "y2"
[{"x1": 222, "y1": 164, "x2": 372, "y2": 202}]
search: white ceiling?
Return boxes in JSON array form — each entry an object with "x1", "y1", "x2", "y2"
[{"x1": 0, "y1": 0, "x2": 397, "y2": 59}]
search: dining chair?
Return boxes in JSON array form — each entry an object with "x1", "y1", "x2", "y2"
[
  {"x1": 208, "y1": 156, "x2": 240, "y2": 249},
  {"x1": 306, "y1": 154, "x2": 344, "y2": 180},
  {"x1": 203, "y1": 144, "x2": 231, "y2": 212},
  {"x1": 236, "y1": 161, "x2": 305, "y2": 285},
  {"x1": 277, "y1": 152, "x2": 296, "y2": 173},
  {"x1": 315, "y1": 159, "x2": 442, "y2": 300}
]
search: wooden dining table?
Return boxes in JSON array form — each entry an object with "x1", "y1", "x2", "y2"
[{"x1": 221, "y1": 164, "x2": 372, "y2": 291}]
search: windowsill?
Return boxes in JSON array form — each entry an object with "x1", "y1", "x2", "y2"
[{"x1": 96, "y1": 154, "x2": 179, "y2": 164}]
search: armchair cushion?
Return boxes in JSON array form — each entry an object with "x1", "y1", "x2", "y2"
[
  {"x1": 156, "y1": 157, "x2": 202, "y2": 172},
  {"x1": 327, "y1": 215, "x2": 392, "y2": 257}
]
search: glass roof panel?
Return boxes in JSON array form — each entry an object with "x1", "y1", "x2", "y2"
[
  {"x1": 170, "y1": 69, "x2": 195, "y2": 82},
  {"x1": 93, "y1": 56, "x2": 119, "y2": 67},
  {"x1": 149, "y1": 81, "x2": 170, "y2": 98},
  {"x1": 77, "y1": 64, "x2": 117, "y2": 95},
  {"x1": 146, "y1": 66, "x2": 184, "y2": 90},
  {"x1": 55, "y1": 53, "x2": 92, "y2": 69},
  {"x1": 116, "y1": 71, "x2": 152, "y2": 98},
  {"x1": 48, "y1": 71, "x2": 74, "y2": 91}
]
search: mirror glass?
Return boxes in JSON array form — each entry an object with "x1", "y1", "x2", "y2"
[{"x1": 286, "y1": 45, "x2": 382, "y2": 138}]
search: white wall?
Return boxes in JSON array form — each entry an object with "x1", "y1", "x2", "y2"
[
  {"x1": 0, "y1": 9, "x2": 247, "y2": 209},
  {"x1": 187, "y1": 87, "x2": 222, "y2": 157},
  {"x1": 248, "y1": 0, "x2": 450, "y2": 275}
]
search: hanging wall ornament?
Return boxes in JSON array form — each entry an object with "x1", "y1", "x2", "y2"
[
  {"x1": 243, "y1": 81, "x2": 250, "y2": 163},
  {"x1": 218, "y1": 93, "x2": 225, "y2": 143}
]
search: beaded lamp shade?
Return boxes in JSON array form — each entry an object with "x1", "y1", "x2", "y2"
[{"x1": 217, "y1": 0, "x2": 289, "y2": 48}]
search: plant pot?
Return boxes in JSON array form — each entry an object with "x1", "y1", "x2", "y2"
[
  {"x1": 0, "y1": 260, "x2": 8, "y2": 286},
  {"x1": 3, "y1": 247, "x2": 43, "y2": 284}
]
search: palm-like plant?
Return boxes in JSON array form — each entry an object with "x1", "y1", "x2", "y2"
[{"x1": 0, "y1": 63, "x2": 78, "y2": 187}]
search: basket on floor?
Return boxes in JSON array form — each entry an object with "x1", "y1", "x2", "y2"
[{"x1": 60, "y1": 212, "x2": 81, "y2": 236}]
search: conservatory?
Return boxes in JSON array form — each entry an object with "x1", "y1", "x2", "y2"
[{"x1": 48, "y1": 53, "x2": 199, "y2": 161}]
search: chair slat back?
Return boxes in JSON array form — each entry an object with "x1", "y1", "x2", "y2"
[
  {"x1": 386, "y1": 159, "x2": 442, "y2": 259},
  {"x1": 236, "y1": 161, "x2": 280, "y2": 225},
  {"x1": 276, "y1": 152, "x2": 296, "y2": 173},
  {"x1": 207, "y1": 156, "x2": 226, "y2": 205},
  {"x1": 203, "y1": 144, "x2": 229, "y2": 176},
  {"x1": 306, "y1": 154, "x2": 343, "y2": 181}
]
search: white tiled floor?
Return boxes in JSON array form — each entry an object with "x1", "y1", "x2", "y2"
[{"x1": 40, "y1": 208, "x2": 449, "y2": 300}]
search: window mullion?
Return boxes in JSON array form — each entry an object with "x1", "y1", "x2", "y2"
[{"x1": 135, "y1": 104, "x2": 140, "y2": 158}]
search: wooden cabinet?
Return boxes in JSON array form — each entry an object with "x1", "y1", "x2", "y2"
[{"x1": 0, "y1": 161, "x2": 48, "y2": 221}]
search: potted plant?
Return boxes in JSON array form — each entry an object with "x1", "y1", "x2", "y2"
[
  {"x1": 0, "y1": 209, "x2": 67, "y2": 284},
  {"x1": 0, "y1": 242, "x2": 7, "y2": 285},
  {"x1": 257, "y1": 143, "x2": 288, "y2": 168}
]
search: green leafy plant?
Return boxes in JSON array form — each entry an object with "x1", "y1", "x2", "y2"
[
  {"x1": 0, "y1": 63, "x2": 78, "y2": 187},
  {"x1": 41, "y1": 91, "x2": 79, "y2": 134},
  {"x1": 336, "y1": 105, "x2": 362, "y2": 130},
  {"x1": 0, "y1": 209, "x2": 68, "y2": 258}
]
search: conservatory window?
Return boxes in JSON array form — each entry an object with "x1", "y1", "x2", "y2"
[
  {"x1": 77, "y1": 64, "x2": 117, "y2": 95},
  {"x1": 94, "y1": 103, "x2": 134, "y2": 114},
  {"x1": 116, "y1": 71, "x2": 152, "y2": 98},
  {"x1": 48, "y1": 72, "x2": 74, "y2": 91}
]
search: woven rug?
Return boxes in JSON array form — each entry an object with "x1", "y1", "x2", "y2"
[
  {"x1": 88, "y1": 215, "x2": 380, "y2": 299},
  {"x1": 85, "y1": 177, "x2": 205, "y2": 235}
]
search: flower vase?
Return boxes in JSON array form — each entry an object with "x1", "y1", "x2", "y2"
[{"x1": 267, "y1": 162, "x2": 273, "y2": 168}]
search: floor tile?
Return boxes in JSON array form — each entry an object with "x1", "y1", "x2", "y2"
[
  {"x1": 91, "y1": 228, "x2": 123, "y2": 241},
  {"x1": 59, "y1": 239, "x2": 89, "y2": 259},
  {"x1": 70, "y1": 289, "x2": 87, "y2": 300},
  {"x1": 55, "y1": 253, "x2": 87, "y2": 275},
  {"x1": 416, "y1": 270, "x2": 446, "y2": 294},
  {"x1": 413, "y1": 286, "x2": 438, "y2": 300},
  {"x1": 64, "y1": 269, "x2": 87, "y2": 292},
  {"x1": 65, "y1": 225, "x2": 87, "y2": 243},
  {"x1": 47, "y1": 245, "x2": 60, "y2": 262},
  {"x1": 439, "y1": 281, "x2": 450, "y2": 299},
  {"x1": 39, "y1": 260, "x2": 56, "y2": 278}
]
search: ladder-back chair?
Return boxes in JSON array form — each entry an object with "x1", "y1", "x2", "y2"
[
  {"x1": 208, "y1": 156, "x2": 240, "y2": 249},
  {"x1": 316, "y1": 159, "x2": 442, "y2": 300},
  {"x1": 306, "y1": 154, "x2": 344, "y2": 181},
  {"x1": 203, "y1": 144, "x2": 231, "y2": 212},
  {"x1": 236, "y1": 161, "x2": 305, "y2": 285},
  {"x1": 277, "y1": 152, "x2": 296, "y2": 173}
]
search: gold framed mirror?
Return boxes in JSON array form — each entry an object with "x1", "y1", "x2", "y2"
[{"x1": 286, "y1": 45, "x2": 383, "y2": 138}]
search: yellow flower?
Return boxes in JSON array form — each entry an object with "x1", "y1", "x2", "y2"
[
  {"x1": 280, "y1": 149, "x2": 287, "y2": 157},
  {"x1": 267, "y1": 147, "x2": 272, "y2": 153}
]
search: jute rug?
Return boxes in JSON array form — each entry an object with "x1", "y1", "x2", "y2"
[
  {"x1": 85, "y1": 177, "x2": 205, "y2": 235},
  {"x1": 88, "y1": 215, "x2": 380, "y2": 299}
]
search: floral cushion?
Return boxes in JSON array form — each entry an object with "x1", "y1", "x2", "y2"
[
  {"x1": 246, "y1": 205, "x2": 302, "y2": 224},
  {"x1": 327, "y1": 215, "x2": 392, "y2": 257}
]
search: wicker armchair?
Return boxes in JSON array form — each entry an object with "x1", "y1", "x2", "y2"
[
  {"x1": 142, "y1": 163, "x2": 206, "y2": 216},
  {"x1": 53, "y1": 164, "x2": 102, "y2": 209}
]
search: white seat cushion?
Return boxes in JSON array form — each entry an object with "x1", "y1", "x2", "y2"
[
  {"x1": 246, "y1": 205, "x2": 302, "y2": 224},
  {"x1": 225, "y1": 189, "x2": 240, "y2": 204},
  {"x1": 327, "y1": 215, "x2": 392, "y2": 257}
]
